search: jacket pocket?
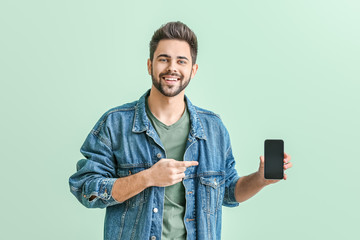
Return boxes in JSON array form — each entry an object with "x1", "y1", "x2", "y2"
[
  {"x1": 199, "y1": 174, "x2": 225, "y2": 214},
  {"x1": 117, "y1": 166, "x2": 149, "y2": 208}
]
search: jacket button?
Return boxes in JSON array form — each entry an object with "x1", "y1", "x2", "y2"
[
  {"x1": 151, "y1": 236, "x2": 156, "y2": 240},
  {"x1": 103, "y1": 192, "x2": 108, "y2": 198},
  {"x1": 157, "y1": 153, "x2": 162, "y2": 158},
  {"x1": 153, "y1": 208, "x2": 158, "y2": 213}
]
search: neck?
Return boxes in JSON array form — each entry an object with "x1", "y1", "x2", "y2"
[{"x1": 147, "y1": 86, "x2": 186, "y2": 126}]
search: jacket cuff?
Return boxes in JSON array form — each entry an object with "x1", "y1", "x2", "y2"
[
  {"x1": 223, "y1": 176, "x2": 240, "y2": 207},
  {"x1": 82, "y1": 178, "x2": 122, "y2": 207},
  {"x1": 100, "y1": 178, "x2": 122, "y2": 204}
]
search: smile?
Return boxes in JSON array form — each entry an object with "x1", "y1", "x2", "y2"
[{"x1": 162, "y1": 76, "x2": 180, "y2": 81}]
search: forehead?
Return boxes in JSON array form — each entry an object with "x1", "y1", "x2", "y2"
[{"x1": 154, "y1": 39, "x2": 191, "y2": 58}]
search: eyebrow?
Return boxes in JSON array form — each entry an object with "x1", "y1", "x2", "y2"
[{"x1": 156, "y1": 54, "x2": 189, "y2": 61}]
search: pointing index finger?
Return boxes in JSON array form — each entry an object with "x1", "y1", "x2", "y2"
[{"x1": 179, "y1": 161, "x2": 199, "y2": 168}]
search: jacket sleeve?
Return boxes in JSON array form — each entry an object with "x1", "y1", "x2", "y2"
[
  {"x1": 222, "y1": 127, "x2": 241, "y2": 207},
  {"x1": 69, "y1": 116, "x2": 121, "y2": 209}
]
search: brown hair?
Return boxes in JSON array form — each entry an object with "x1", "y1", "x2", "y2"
[{"x1": 149, "y1": 21, "x2": 198, "y2": 65}]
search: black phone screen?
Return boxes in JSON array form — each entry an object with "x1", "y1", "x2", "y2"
[{"x1": 264, "y1": 139, "x2": 284, "y2": 179}]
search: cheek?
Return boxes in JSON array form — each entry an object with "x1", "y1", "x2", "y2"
[
  {"x1": 189, "y1": 69, "x2": 194, "y2": 78},
  {"x1": 153, "y1": 65, "x2": 163, "y2": 75}
]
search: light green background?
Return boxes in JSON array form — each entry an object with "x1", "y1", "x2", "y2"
[{"x1": 1, "y1": 0, "x2": 359, "y2": 239}]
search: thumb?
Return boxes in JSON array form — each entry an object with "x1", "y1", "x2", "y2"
[{"x1": 259, "y1": 156, "x2": 265, "y2": 168}]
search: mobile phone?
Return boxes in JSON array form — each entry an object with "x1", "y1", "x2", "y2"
[{"x1": 264, "y1": 139, "x2": 284, "y2": 179}]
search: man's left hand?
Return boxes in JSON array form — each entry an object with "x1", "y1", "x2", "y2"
[{"x1": 258, "y1": 152, "x2": 292, "y2": 186}]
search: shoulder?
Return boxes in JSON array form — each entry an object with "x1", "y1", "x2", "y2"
[
  {"x1": 192, "y1": 104, "x2": 231, "y2": 147},
  {"x1": 184, "y1": 94, "x2": 224, "y2": 126},
  {"x1": 192, "y1": 105, "x2": 228, "y2": 134},
  {"x1": 103, "y1": 100, "x2": 138, "y2": 117},
  {"x1": 102, "y1": 101, "x2": 138, "y2": 119},
  {"x1": 92, "y1": 100, "x2": 138, "y2": 132},
  {"x1": 194, "y1": 106, "x2": 221, "y2": 118},
  {"x1": 194, "y1": 105, "x2": 224, "y2": 125}
]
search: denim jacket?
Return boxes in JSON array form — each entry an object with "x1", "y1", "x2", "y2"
[{"x1": 69, "y1": 90, "x2": 240, "y2": 240}]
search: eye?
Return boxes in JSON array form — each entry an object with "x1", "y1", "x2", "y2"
[
  {"x1": 159, "y1": 58, "x2": 167, "y2": 62},
  {"x1": 178, "y1": 60, "x2": 186, "y2": 64}
]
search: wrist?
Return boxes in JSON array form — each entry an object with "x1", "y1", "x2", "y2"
[
  {"x1": 142, "y1": 168, "x2": 153, "y2": 188},
  {"x1": 255, "y1": 171, "x2": 267, "y2": 188}
]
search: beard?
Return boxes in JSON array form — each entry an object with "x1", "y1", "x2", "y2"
[{"x1": 151, "y1": 68, "x2": 192, "y2": 97}]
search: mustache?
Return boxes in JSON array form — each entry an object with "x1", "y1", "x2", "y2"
[{"x1": 159, "y1": 72, "x2": 183, "y2": 78}]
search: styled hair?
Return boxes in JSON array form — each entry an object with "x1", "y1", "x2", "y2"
[{"x1": 149, "y1": 21, "x2": 198, "y2": 65}]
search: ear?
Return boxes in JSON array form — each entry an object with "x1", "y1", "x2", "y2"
[
  {"x1": 190, "y1": 63, "x2": 198, "y2": 79},
  {"x1": 147, "y1": 59, "x2": 152, "y2": 75}
]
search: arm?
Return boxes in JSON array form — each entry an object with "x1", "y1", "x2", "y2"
[
  {"x1": 111, "y1": 159, "x2": 198, "y2": 202},
  {"x1": 111, "y1": 169, "x2": 151, "y2": 203},
  {"x1": 234, "y1": 172, "x2": 265, "y2": 203},
  {"x1": 235, "y1": 153, "x2": 292, "y2": 203},
  {"x1": 70, "y1": 130, "x2": 198, "y2": 207},
  {"x1": 69, "y1": 113, "x2": 198, "y2": 207},
  {"x1": 69, "y1": 131, "x2": 120, "y2": 208}
]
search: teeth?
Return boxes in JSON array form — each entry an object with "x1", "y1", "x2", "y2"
[{"x1": 165, "y1": 78, "x2": 178, "y2": 81}]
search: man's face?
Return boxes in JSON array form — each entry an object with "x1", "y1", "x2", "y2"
[{"x1": 147, "y1": 39, "x2": 198, "y2": 97}]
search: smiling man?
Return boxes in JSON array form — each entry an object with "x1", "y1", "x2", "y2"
[{"x1": 69, "y1": 21, "x2": 292, "y2": 240}]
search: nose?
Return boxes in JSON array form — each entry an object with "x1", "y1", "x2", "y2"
[{"x1": 166, "y1": 60, "x2": 177, "y2": 72}]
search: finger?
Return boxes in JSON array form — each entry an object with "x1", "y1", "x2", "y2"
[
  {"x1": 284, "y1": 162, "x2": 293, "y2": 169},
  {"x1": 166, "y1": 159, "x2": 186, "y2": 167},
  {"x1": 259, "y1": 156, "x2": 265, "y2": 168},
  {"x1": 173, "y1": 173, "x2": 186, "y2": 183},
  {"x1": 176, "y1": 161, "x2": 199, "y2": 168},
  {"x1": 178, "y1": 172, "x2": 186, "y2": 179},
  {"x1": 283, "y1": 173, "x2": 287, "y2": 180},
  {"x1": 176, "y1": 167, "x2": 187, "y2": 173},
  {"x1": 159, "y1": 158, "x2": 176, "y2": 166},
  {"x1": 284, "y1": 153, "x2": 291, "y2": 162}
]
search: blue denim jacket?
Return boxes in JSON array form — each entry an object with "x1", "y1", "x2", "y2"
[{"x1": 69, "y1": 90, "x2": 240, "y2": 240}]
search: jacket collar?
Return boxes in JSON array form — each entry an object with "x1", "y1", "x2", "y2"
[{"x1": 132, "y1": 89, "x2": 206, "y2": 140}]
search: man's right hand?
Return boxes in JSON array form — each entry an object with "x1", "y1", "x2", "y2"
[
  {"x1": 111, "y1": 159, "x2": 198, "y2": 203},
  {"x1": 147, "y1": 159, "x2": 199, "y2": 187}
]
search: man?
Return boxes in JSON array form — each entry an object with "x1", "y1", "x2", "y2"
[{"x1": 69, "y1": 21, "x2": 292, "y2": 240}]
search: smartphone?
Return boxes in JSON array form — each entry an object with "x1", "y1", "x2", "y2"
[{"x1": 264, "y1": 139, "x2": 284, "y2": 179}]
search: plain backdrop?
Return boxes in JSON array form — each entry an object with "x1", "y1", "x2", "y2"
[{"x1": 1, "y1": 0, "x2": 359, "y2": 239}]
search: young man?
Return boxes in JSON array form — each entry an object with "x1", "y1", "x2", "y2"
[{"x1": 69, "y1": 21, "x2": 292, "y2": 240}]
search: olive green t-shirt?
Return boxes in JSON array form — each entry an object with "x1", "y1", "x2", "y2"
[{"x1": 145, "y1": 97, "x2": 190, "y2": 240}]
